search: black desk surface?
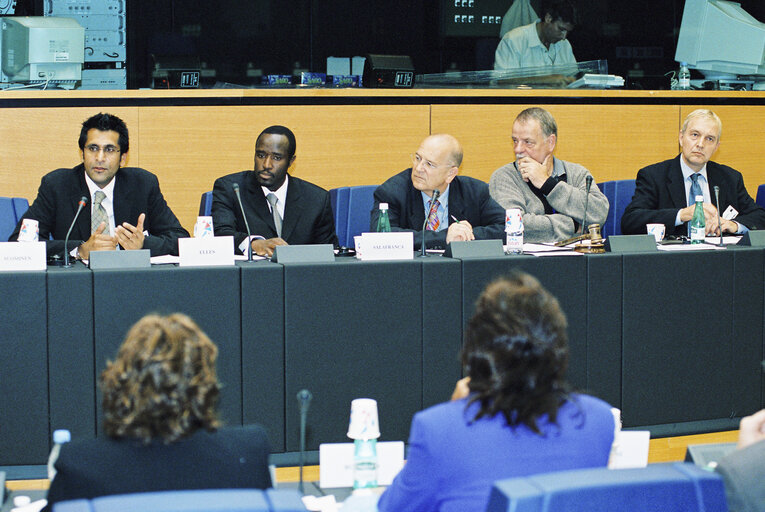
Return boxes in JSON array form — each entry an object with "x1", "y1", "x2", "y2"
[{"x1": 1, "y1": 248, "x2": 762, "y2": 469}]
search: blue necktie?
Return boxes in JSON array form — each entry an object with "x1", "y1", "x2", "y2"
[{"x1": 689, "y1": 173, "x2": 703, "y2": 206}]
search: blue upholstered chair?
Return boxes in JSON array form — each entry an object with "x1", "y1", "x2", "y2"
[
  {"x1": 0, "y1": 197, "x2": 18, "y2": 242},
  {"x1": 329, "y1": 186, "x2": 350, "y2": 247},
  {"x1": 199, "y1": 191, "x2": 213, "y2": 216},
  {"x1": 12, "y1": 197, "x2": 29, "y2": 220},
  {"x1": 345, "y1": 185, "x2": 377, "y2": 244},
  {"x1": 598, "y1": 179, "x2": 636, "y2": 237},
  {"x1": 485, "y1": 462, "x2": 728, "y2": 512},
  {"x1": 756, "y1": 184, "x2": 765, "y2": 209},
  {"x1": 54, "y1": 488, "x2": 306, "y2": 512}
]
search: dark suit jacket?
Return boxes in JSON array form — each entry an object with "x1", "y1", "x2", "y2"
[
  {"x1": 43, "y1": 425, "x2": 272, "y2": 512},
  {"x1": 621, "y1": 156, "x2": 765, "y2": 236},
  {"x1": 715, "y1": 439, "x2": 765, "y2": 512},
  {"x1": 371, "y1": 168, "x2": 505, "y2": 250},
  {"x1": 9, "y1": 165, "x2": 188, "y2": 257},
  {"x1": 211, "y1": 171, "x2": 337, "y2": 252}
]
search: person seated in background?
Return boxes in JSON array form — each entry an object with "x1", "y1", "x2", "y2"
[
  {"x1": 621, "y1": 109, "x2": 765, "y2": 237},
  {"x1": 715, "y1": 409, "x2": 765, "y2": 512},
  {"x1": 494, "y1": 0, "x2": 578, "y2": 87},
  {"x1": 371, "y1": 133, "x2": 505, "y2": 250},
  {"x1": 9, "y1": 113, "x2": 188, "y2": 259},
  {"x1": 489, "y1": 107, "x2": 608, "y2": 243},
  {"x1": 43, "y1": 313, "x2": 271, "y2": 511},
  {"x1": 212, "y1": 125, "x2": 337, "y2": 258},
  {"x1": 377, "y1": 272, "x2": 615, "y2": 512}
]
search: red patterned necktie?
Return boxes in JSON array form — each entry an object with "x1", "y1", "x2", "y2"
[{"x1": 426, "y1": 199, "x2": 440, "y2": 231}]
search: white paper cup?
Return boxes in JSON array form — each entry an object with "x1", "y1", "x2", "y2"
[
  {"x1": 353, "y1": 235, "x2": 362, "y2": 259},
  {"x1": 194, "y1": 216, "x2": 214, "y2": 238},
  {"x1": 347, "y1": 398, "x2": 380, "y2": 440},
  {"x1": 646, "y1": 223, "x2": 665, "y2": 242},
  {"x1": 18, "y1": 219, "x2": 39, "y2": 242}
]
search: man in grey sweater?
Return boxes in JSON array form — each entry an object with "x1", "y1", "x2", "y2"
[{"x1": 489, "y1": 107, "x2": 609, "y2": 243}]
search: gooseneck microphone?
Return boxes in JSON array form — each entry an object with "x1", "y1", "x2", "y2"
[
  {"x1": 64, "y1": 196, "x2": 88, "y2": 268},
  {"x1": 232, "y1": 183, "x2": 253, "y2": 261},
  {"x1": 297, "y1": 389, "x2": 313, "y2": 494},
  {"x1": 580, "y1": 175, "x2": 593, "y2": 235},
  {"x1": 419, "y1": 189, "x2": 441, "y2": 257},
  {"x1": 714, "y1": 185, "x2": 723, "y2": 247}
]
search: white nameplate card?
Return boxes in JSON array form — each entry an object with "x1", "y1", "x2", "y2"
[
  {"x1": 359, "y1": 232, "x2": 413, "y2": 260},
  {"x1": 0, "y1": 242, "x2": 46, "y2": 271},
  {"x1": 178, "y1": 236, "x2": 234, "y2": 267},
  {"x1": 319, "y1": 441, "x2": 405, "y2": 489}
]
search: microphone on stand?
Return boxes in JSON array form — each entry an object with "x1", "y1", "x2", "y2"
[
  {"x1": 64, "y1": 196, "x2": 88, "y2": 268},
  {"x1": 232, "y1": 183, "x2": 253, "y2": 261},
  {"x1": 714, "y1": 186, "x2": 724, "y2": 247},
  {"x1": 297, "y1": 389, "x2": 313, "y2": 494},
  {"x1": 419, "y1": 189, "x2": 441, "y2": 257},
  {"x1": 580, "y1": 175, "x2": 593, "y2": 235}
]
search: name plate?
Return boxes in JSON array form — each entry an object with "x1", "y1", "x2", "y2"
[
  {"x1": 178, "y1": 236, "x2": 234, "y2": 267},
  {"x1": 90, "y1": 249, "x2": 151, "y2": 269},
  {"x1": 272, "y1": 244, "x2": 334, "y2": 263},
  {"x1": 360, "y1": 232, "x2": 413, "y2": 260},
  {"x1": 0, "y1": 242, "x2": 46, "y2": 271}
]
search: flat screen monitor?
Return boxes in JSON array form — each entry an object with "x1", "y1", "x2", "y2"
[
  {"x1": 675, "y1": 0, "x2": 765, "y2": 78},
  {"x1": 0, "y1": 16, "x2": 84, "y2": 88}
]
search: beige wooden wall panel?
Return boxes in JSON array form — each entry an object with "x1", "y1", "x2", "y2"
[
  {"x1": 431, "y1": 104, "x2": 681, "y2": 185},
  {"x1": 136, "y1": 105, "x2": 431, "y2": 230},
  {"x1": 679, "y1": 105, "x2": 765, "y2": 199},
  {"x1": 0, "y1": 107, "x2": 140, "y2": 200}
]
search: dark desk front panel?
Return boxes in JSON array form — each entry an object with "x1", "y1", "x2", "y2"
[
  {"x1": 92, "y1": 266, "x2": 243, "y2": 433},
  {"x1": 282, "y1": 260, "x2": 425, "y2": 451},
  {"x1": 0, "y1": 272, "x2": 48, "y2": 465},
  {"x1": 621, "y1": 251, "x2": 738, "y2": 427},
  {"x1": 241, "y1": 262, "x2": 286, "y2": 452},
  {"x1": 47, "y1": 265, "x2": 95, "y2": 443}
]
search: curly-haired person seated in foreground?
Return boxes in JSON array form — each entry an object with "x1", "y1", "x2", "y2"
[
  {"x1": 377, "y1": 272, "x2": 616, "y2": 512},
  {"x1": 44, "y1": 313, "x2": 272, "y2": 511}
]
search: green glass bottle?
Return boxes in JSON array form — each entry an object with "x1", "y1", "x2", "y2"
[
  {"x1": 689, "y1": 195, "x2": 705, "y2": 244},
  {"x1": 376, "y1": 203, "x2": 391, "y2": 232}
]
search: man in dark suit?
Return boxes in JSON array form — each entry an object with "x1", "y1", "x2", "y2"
[
  {"x1": 9, "y1": 113, "x2": 188, "y2": 258},
  {"x1": 622, "y1": 109, "x2": 765, "y2": 237},
  {"x1": 371, "y1": 134, "x2": 505, "y2": 250},
  {"x1": 212, "y1": 125, "x2": 337, "y2": 258}
]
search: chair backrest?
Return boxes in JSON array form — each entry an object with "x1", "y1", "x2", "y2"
[
  {"x1": 345, "y1": 185, "x2": 377, "y2": 244},
  {"x1": 756, "y1": 184, "x2": 765, "y2": 209},
  {"x1": 12, "y1": 197, "x2": 29, "y2": 220},
  {"x1": 55, "y1": 488, "x2": 306, "y2": 512},
  {"x1": 199, "y1": 191, "x2": 213, "y2": 216},
  {"x1": 330, "y1": 187, "x2": 350, "y2": 247},
  {"x1": 0, "y1": 197, "x2": 18, "y2": 242},
  {"x1": 485, "y1": 462, "x2": 728, "y2": 512},
  {"x1": 598, "y1": 181, "x2": 616, "y2": 237},
  {"x1": 602, "y1": 179, "x2": 637, "y2": 237}
]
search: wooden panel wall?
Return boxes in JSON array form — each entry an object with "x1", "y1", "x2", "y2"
[{"x1": 1, "y1": 95, "x2": 764, "y2": 232}]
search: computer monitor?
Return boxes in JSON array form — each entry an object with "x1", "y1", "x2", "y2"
[
  {"x1": 0, "y1": 16, "x2": 85, "y2": 89},
  {"x1": 675, "y1": 0, "x2": 765, "y2": 78}
]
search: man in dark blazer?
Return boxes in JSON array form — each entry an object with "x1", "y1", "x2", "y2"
[
  {"x1": 9, "y1": 113, "x2": 188, "y2": 258},
  {"x1": 371, "y1": 134, "x2": 505, "y2": 250},
  {"x1": 212, "y1": 125, "x2": 337, "y2": 257},
  {"x1": 622, "y1": 109, "x2": 765, "y2": 237}
]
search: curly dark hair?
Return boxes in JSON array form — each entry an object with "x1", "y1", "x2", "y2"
[
  {"x1": 101, "y1": 313, "x2": 222, "y2": 444},
  {"x1": 462, "y1": 272, "x2": 570, "y2": 434}
]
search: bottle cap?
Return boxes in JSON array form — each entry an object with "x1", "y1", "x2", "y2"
[
  {"x1": 379, "y1": 203, "x2": 388, "y2": 210},
  {"x1": 695, "y1": 195, "x2": 704, "y2": 202},
  {"x1": 53, "y1": 429, "x2": 71, "y2": 444},
  {"x1": 680, "y1": 61, "x2": 688, "y2": 67}
]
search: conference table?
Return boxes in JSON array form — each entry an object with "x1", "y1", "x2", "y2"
[{"x1": 2, "y1": 245, "x2": 763, "y2": 471}]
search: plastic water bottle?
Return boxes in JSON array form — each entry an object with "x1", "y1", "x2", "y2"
[
  {"x1": 375, "y1": 203, "x2": 391, "y2": 232},
  {"x1": 677, "y1": 62, "x2": 690, "y2": 90},
  {"x1": 505, "y1": 208, "x2": 523, "y2": 254},
  {"x1": 352, "y1": 438, "x2": 378, "y2": 489},
  {"x1": 690, "y1": 195, "x2": 705, "y2": 244},
  {"x1": 47, "y1": 429, "x2": 71, "y2": 480}
]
